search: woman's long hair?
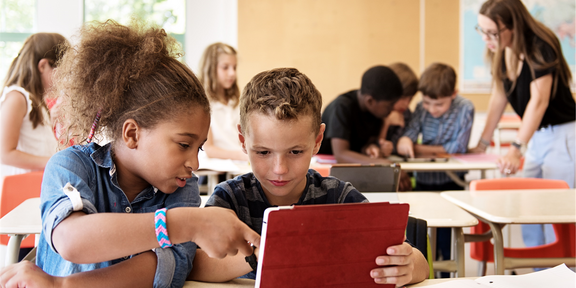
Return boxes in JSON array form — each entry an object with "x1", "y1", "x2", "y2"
[{"x1": 480, "y1": 0, "x2": 571, "y2": 96}]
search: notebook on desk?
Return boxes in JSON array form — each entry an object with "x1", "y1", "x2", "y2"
[{"x1": 255, "y1": 202, "x2": 409, "y2": 288}]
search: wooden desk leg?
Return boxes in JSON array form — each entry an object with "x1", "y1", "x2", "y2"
[
  {"x1": 5, "y1": 234, "x2": 25, "y2": 266},
  {"x1": 453, "y1": 227, "x2": 465, "y2": 277},
  {"x1": 488, "y1": 222, "x2": 506, "y2": 275}
]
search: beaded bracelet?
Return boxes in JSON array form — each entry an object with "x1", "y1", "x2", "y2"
[{"x1": 155, "y1": 208, "x2": 173, "y2": 248}]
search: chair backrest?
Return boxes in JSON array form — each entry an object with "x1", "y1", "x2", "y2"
[
  {"x1": 470, "y1": 178, "x2": 569, "y2": 190},
  {"x1": 329, "y1": 164, "x2": 400, "y2": 192},
  {"x1": 0, "y1": 171, "x2": 44, "y2": 246},
  {"x1": 406, "y1": 216, "x2": 434, "y2": 279}
]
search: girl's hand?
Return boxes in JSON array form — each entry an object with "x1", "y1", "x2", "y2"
[
  {"x1": 497, "y1": 147, "x2": 522, "y2": 175},
  {"x1": 189, "y1": 207, "x2": 261, "y2": 259},
  {"x1": 0, "y1": 261, "x2": 60, "y2": 288},
  {"x1": 468, "y1": 145, "x2": 487, "y2": 154},
  {"x1": 385, "y1": 111, "x2": 405, "y2": 127}
]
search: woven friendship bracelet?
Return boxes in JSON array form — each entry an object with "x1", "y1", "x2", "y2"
[{"x1": 155, "y1": 208, "x2": 173, "y2": 248}]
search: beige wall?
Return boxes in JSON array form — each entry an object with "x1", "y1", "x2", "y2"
[{"x1": 237, "y1": 0, "x2": 496, "y2": 111}]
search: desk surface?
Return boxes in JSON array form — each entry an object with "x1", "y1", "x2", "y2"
[
  {"x1": 441, "y1": 189, "x2": 576, "y2": 224},
  {"x1": 366, "y1": 192, "x2": 478, "y2": 228},
  {"x1": 0, "y1": 198, "x2": 41, "y2": 235},
  {"x1": 399, "y1": 161, "x2": 497, "y2": 172},
  {"x1": 183, "y1": 278, "x2": 461, "y2": 287}
]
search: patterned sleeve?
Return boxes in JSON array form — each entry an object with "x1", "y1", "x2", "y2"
[
  {"x1": 402, "y1": 102, "x2": 424, "y2": 143},
  {"x1": 442, "y1": 100, "x2": 475, "y2": 154}
]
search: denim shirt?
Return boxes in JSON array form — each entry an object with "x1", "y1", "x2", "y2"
[{"x1": 36, "y1": 142, "x2": 200, "y2": 288}]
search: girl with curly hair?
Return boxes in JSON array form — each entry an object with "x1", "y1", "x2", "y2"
[{"x1": 0, "y1": 21, "x2": 259, "y2": 287}]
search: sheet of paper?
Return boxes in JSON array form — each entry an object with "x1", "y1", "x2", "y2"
[
  {"x1": 418, "y1": 264, "x2": 575, "y2": 288},
  {"x1": 451, "y1": 153, "x2": 500, "y2": 163},
  {"x1": 475, "y1": 264, "x2": 576, "y2": 288}
]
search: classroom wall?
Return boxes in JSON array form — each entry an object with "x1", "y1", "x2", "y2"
[{"x1": 237, "y1": 0, "x2": 496, "y2": 111}]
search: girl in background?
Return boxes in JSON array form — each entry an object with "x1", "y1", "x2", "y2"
[
  {"x1": 199, "y1": 43, "x2": 247, "y2": 161},
  {"x1": 0, "y1": 21, "x2": 259, "y2": 287},
  {"x1": 0, "y1": 33, "x2": 67, "y2": 177}
]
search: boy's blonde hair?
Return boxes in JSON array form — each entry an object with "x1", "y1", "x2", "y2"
[
  {"x1": 240, "y1": 68, "x2": 322, "y2": 135},
  {"x1": 389, "y1": 62, "x2": 419, "y2": 97},
  {"x1": 198, "y1": 42, "x2": 240, "y2": 107},
  {"x1": 418, "y1": 63, "x2": 456, "y2": 99}
]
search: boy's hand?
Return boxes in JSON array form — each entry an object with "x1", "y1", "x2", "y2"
[
  {"x1": 187, "y1": 207, "x2": 261, "y2": 259},
  {"x1": 0, "y1": 261, "x2": 59, "y2": 288},
  {"x1": 378, "y1": 139, "x2": 393, "y2": 158},
  {"x1": 370, "y1": 242, "x2": 416, "y2": 287},
  {"x1": 364, "y1": 144, "x2": 382, "y2": 158},
  {"x1": 396, "y1": 137, "x2": 414, "y2": 158}
]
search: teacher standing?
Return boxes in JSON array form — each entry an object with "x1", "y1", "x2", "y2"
[{"x1": 471, "y1": 0, "x2": 575, "y2": 249}]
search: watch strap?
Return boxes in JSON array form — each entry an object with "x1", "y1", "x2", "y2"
[{"x1": 245, "y1": 245, "x2": 258, "y2": 272}]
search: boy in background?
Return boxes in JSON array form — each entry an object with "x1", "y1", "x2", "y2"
[
  {"x1": 365, "y1": 62, "x2": 419, "y2": 158},
  {"x1": 196, "y1": 68, "x2": 429, "y2": 286},
  {"x1": 397, "y1": 63, "x2": 474, "y2": 190},
  {"x1": 319, "y1": 65, "x2": 412, "y2": 190},
  {"x1": 396, "y1": 63, "x2": 474, "y2": 272}
]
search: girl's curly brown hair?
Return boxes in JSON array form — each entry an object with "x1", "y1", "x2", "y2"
[{"x1": 54, "y1": 20, "x2": 209, "y2": 147}]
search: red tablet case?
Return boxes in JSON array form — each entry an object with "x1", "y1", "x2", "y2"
[{"x1": 255, "y1": 202, "x2": 410, "y2": 288}]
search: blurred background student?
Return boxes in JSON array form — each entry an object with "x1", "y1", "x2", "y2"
[
  {"x1": 0, "y1": 33, "x2": 68, "y2": 178},
  {"x1": 199, "y1": 42, "x2": 247, "y2": 161}
]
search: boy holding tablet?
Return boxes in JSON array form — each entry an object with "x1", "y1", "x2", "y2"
[{"x1": 196, "y1": 68, "x2": 428, "y2": 286}]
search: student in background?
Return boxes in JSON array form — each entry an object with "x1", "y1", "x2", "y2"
[
  {"x1": 191, "y1": 68, "x2": 429, "y2": 286},
  {"x1": 365, "y1": 62, "x2": 419, "y2": 158},
  {"x1": 319, "y1": 65, "x2": 412, "y2": 190},
  {"x1": 396, "y1": 63, "x2": 474, "y2": 272},
  {"x1": 470, "y1": 0, "x2": 575, "y2": 253},
  {"x1": 0, "y1": 33, "x2": 67, "y2": 178},
  {"x1": 0, "y1": 21, "x2": 259, "y2": 288},
  {"x1": 199, "y1": 43, "x2": 247, "y2": 161}
]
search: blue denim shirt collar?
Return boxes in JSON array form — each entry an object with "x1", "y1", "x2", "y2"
[{"x1": 88, "y1": 142, "x2": 157, "y2": 204}]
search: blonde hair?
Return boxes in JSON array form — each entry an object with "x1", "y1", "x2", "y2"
[
  {"x1": 480, "y1": 0, "x2": 572, "y2": 96},
  {"x1": 2, "y1": 33, "x2": 68, "y2": 128},
  {"x1": 54, "y1": 20, "x2": 209, "y2": 146},
  {"x1": 198, "y1": 42, "x2": 240, "y2": 107},
  {"x1": 240, "y1": 68, "x2": 322, "y2": 135},
  {"x1": 389, "y1": 62, "x2": 419, "y2": 97}
]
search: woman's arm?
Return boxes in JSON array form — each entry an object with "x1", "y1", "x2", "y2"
[
  {"x1": 0, "y1": 91, "x2": 51, "y2": 169},
  {"x1": 52, "y1": 207, "x2": 260, "y2": 264},
  {"x1": 204, "y1": 128, "x2": 248, "y2": 161},
  {"x1": 469, "y1": 83, "x2": 509, "y2": 153},
  {"x1": 497, "y1": 74, "x2": 551, "y2": 174}
]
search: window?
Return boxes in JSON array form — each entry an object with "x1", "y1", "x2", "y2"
[
  {"x1": 0, "y1": 0, "x2": 36, "y2": 82},
  {"x1": 84, "y1": 0, "x2": 186, "y2": 59}
]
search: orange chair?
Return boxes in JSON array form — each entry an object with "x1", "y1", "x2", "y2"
[
  {"x1": 0, "y1": 171, "x2": 44, "y2": 248},
  {"x1": 469, "y1": 178, "x2": 575, "y2": 275}
]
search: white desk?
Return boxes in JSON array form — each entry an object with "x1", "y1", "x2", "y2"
[
  {"x1": 400, "y1": 160, "x2": 498, "y2": 187},
  {"x1": 366, "y1": 192, "x2": 478, "y2": 277},
  {"x1": 183, "y1": 278, "x2": 468, "y2": 287},
  {"x1": 0, "y1": 198, "x2": 41, "y2": 265},
  {"x1": 441, "y1": 189, "x2": 576, "y2": 274}
]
